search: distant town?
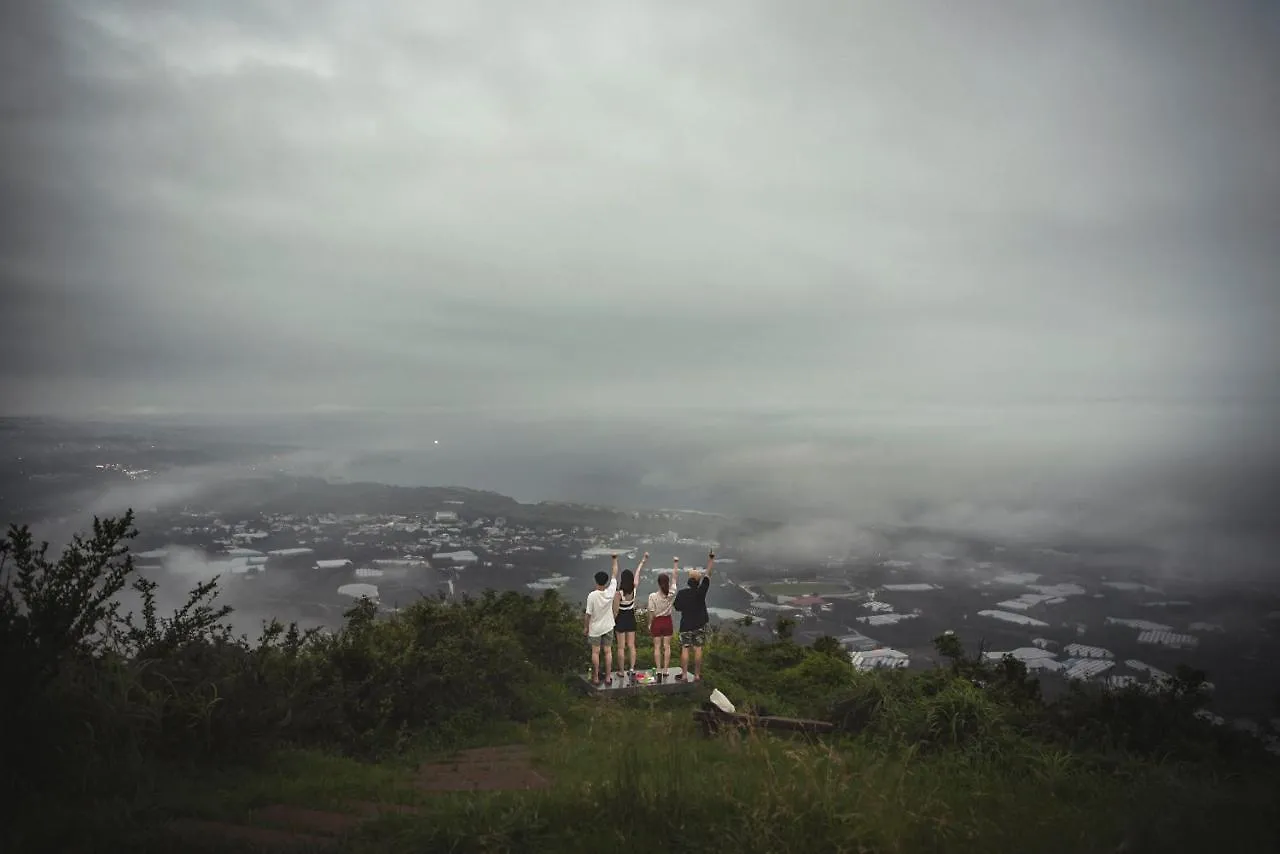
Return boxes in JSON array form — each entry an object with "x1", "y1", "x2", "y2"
[
  {"x1": 2, "y1": 416, "x2": 1278, "y2": 752},
  {"x1": 87, "y1": 499, "x2": 1280, "y2": 749}
]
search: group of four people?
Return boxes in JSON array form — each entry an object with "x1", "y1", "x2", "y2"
[{"x1": 583, "y1": 550, "x2": 715, "y2": 686}]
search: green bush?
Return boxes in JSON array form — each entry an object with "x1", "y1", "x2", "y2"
[
  {"x1": 0, "y1": 512, "x2": 585, "y2": 804},
  {"x1": 705, "y1": 626, "x2": 1271, "y2": 770}
]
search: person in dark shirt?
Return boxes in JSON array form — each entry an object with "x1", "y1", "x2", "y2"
[{"x1": 672, "y1": 550, "x2": 715, "y2": 682}]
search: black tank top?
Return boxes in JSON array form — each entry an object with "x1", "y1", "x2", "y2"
[{"x1": 618, "y1": 590, "x2": 636, "y2": 611}]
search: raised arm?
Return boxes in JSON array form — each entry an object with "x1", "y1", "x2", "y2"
[
  {"x1": 703, "y1": 550, "x2": 715, "y2": 577},
  {"x1": 604, "y1": 553, "x2": 619, "y2": 596},
  {"x1": 633, "y1": 551, "x2": 649, "y2": 587}
]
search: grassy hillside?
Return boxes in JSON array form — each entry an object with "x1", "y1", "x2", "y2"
[{"x1": 3, "y1": 512, "x2": 1278, "y2": 853}]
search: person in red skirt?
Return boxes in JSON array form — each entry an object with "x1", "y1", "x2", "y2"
[{"x1": 646, "y1": 559, "x2": 678, "y2": 682}]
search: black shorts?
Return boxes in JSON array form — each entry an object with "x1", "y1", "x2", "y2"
[{"x1": 615, "y1": 609, "x2": 637, "y2": 633}]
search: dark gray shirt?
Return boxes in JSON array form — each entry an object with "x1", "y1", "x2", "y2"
[{"x1": 673, "y1": 576, "x2": 710, "y2": 631}]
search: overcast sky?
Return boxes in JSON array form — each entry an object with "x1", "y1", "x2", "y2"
[
  {"x1": 5, "y1": 0, "x2": 1280, "y2": 565},
  {"x1": 2, "y1": 0, "x2": 1277, "y2": 418}
]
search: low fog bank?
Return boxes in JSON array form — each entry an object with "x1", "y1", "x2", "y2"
[
  {"x1": 26, "y1": 401, "x2": 1280, "y2": 584},
  {"x1": 655, "y1": 402, "x2": 1278, "y2": 576},
  {"x1": 123, "y1": 545, "x2": 325, "y2": 641}
]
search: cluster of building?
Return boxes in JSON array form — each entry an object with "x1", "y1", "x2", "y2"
[
  {"x1": 133, "y1": 507, "x2": 723, "y2": 608},
  {"x1": 124, "y1": 502, "x2": 1280, "y2": 745}
]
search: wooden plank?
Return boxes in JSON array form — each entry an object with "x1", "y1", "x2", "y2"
[{"x1": 693, "y1": 708, "x2": 835, "y2": 735}]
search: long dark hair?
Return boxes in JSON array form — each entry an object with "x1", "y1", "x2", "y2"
[
  {"x1": 657, "y1": 573, "x2": 670, "y2": 596},
  {"x1": 619, "y1": 569, "x2": 635, "y2": 596}
]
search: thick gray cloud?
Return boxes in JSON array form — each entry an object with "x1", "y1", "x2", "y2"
[
  {"x1": 2, "y1": 0, "x2": 1277, "y2": 416},
  {"x1": 3, "y1": 1, "x2": 1279, "y2": 565}
]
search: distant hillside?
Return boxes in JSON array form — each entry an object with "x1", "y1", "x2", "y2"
[{"x1": 196, "y1": 474, "x2": 769, "y2": 540}]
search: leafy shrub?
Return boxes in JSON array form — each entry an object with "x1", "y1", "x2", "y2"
[
  {"x1": 0, "y1": 511, "x2": 585, "y2": 803},
  {"x1": 810, "y1": 634, "x2": 844, "y2": 658},
  {"x1": 772, "y1": 650, "x2": 859, "y2": 718},
  {"x1": 710, "y1": 627, "x2": 1270, "y2": 770},
  {"x1": 921, "y1": 678, "x2": 1006, "y2": 748}
]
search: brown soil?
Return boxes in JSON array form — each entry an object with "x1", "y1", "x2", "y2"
[
  {"x1": 252, "y1": 804, "x2": 364, "y2": 835},
  {"x1": 346, "y1": 800, "x2": 426, "y2": 817},
  {"x1": 163, "y1": 743, "x2": 552, "y2": 848},
  {"x1": 415, "y1": 743, "x2": 550, "y2": 793}
]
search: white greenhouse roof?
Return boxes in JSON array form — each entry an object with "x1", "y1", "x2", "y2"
[
  {"x1": 976, "y1": 610, "x2": 1049, "y2": 627},
  {"x1": 337, "y1": 583, "x2": 379, "y2": 600}
]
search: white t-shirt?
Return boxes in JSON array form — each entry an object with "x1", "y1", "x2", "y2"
[
  {"x1": 647, "y1": 589, "x2": 675, "y2": 618},
  {"x1": 584, "y1": 577, "x2": 618, "y2": 637}
]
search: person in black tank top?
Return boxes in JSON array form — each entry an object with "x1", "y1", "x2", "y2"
[{"x1": 613, "y1": 553, "x2": 648, "y2": 681}]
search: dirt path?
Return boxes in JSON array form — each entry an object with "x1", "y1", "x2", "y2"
[{"x1": 164, "y1": 744, "x2": 550, "y2": 849}]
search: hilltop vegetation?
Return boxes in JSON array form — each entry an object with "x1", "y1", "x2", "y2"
[{"x1": 2, "y1": 512, "x2": 1278, "y2": 853}]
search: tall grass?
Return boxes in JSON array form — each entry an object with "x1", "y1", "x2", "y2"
[{"x1": 338, "y1": 704, "x2": 1279, "y2": 854}]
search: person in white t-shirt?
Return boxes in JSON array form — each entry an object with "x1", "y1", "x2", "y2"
[{"x1": 583, "y1": 553, "x2": 620, "y2": 686}]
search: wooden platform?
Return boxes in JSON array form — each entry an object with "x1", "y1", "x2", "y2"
[{"x1": 575, "y1": 667, "x2": 699, "y2": 698}]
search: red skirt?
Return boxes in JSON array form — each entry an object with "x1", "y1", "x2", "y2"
[{"x1": 650, "y1": 615, "x2": 673, "y2": 637}]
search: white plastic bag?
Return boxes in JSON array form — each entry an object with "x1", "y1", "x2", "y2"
[{"x1": 709, "y1": 688, "x2": 736, "y2": 714}]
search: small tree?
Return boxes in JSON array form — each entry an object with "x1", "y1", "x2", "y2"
[
  {"x1": 931, "y1": 631, "x2": 996, "y2": 686},
  {"x1": 1, "y1": 512, "x2": 140, "y2": 683},
  {"x1": 775, "y1": 616, "x2": 795, "y2": 641},
  {"x1": 0, "y1": 511, "x2": 240, "y2": 796},
  {"x1": 812, "y1": 634, "x2": 844, "y2": 658},
  {"x1": 1166, "y1": 663, "x2": 1212, "y2": 709},
  {"x1": 932, "y1": 631, "x2": 965, "y2": 664}
]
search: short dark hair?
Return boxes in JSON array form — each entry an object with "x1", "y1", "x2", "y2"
[
  {"x1": 594, "y1": 571, "x2": 609, "y2": 587},
  {"x1": 687, "y1": 576, "x2": 698, "y2": 588}
]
